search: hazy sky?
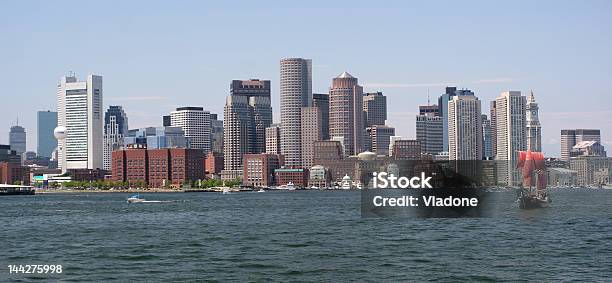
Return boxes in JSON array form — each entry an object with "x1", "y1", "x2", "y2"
[{"x1": 1, "y1": 0, "x2": 611, "y2": 157}]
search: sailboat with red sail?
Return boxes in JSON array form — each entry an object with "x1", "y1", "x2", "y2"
[{"x1": 516, "y1": 150, "x2": 550, "y2": 209}]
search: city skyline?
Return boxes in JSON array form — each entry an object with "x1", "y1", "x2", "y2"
[{"x1": 2, "y1": 1, "x2": 612, "y2": 157}]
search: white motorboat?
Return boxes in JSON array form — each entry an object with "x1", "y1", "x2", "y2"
[
  {"x1": 276, "y1": 182, "x2": 296, "y2": 190},
  {"x1": 127, "y1": 193, "x2": 145, "y2": 203},
  {"x1": 257, "y1": 188, "x2": 265, "y2": 193}
]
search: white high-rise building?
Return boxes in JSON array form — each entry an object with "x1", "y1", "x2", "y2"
[
  {"x1": 448, "y1": 95, "x2": 482, "y2": 160},
  {"x1": 526, "y1": 91, "x2": 542, "y2": 152},
  {"x1": 170, "y1": 107, "x2": 211, "y2": 153},
  {"x1": 57, "y1": 74, "x2": 104, "y2": 172},
  {"x1": 280, "y1": 58, "x2": 312, "y2": 167},
  {"x1": 495, "y1": 91, "x2": 527, "y2": 186}
]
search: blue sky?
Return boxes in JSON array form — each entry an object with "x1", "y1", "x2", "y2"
[{"x1": 1, "y1": 0, "x2": 611, "y2": 156}]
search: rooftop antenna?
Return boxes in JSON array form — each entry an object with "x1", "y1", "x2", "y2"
[
  {"x1": 16, "y1": 114, "x2": 19, "y2": 126},
  {"x1": 427, "y1": 89, "x2": 430, "y2": 106}
]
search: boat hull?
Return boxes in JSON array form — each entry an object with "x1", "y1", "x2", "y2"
[{"x1": 518, "y1": 195, "x2": 549, "y2": 209}]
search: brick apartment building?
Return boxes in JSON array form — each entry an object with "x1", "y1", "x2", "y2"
[
  {"x1": 243, "y1": 153, "x2": 283, "y2": 187},
  {"x1": 112, "y1": 147, "x2": 204, "y2": 187},
  {"x1": 275, "y1": 167, "x2": 309, "y2": 187},
  {"x1": 205, "y1": 152, "x2": 224, "y2": 176}
]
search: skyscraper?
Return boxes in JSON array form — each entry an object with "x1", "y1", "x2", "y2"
[
  {"x1": 526, "y1": 91, "x2": 542, "y2": 152},
  {"x1": 329, "y1": 72, "x2": 364, "y2": 156},
  {"x1": 37, "y1": 111, "x2": 57, "y2": 158},
  {"x1": 490, "y1": 101, "x2": 497, "y2": 159},
  {"x1": 280, "y1": 58, "x2": 312, "y2": 167},
  {"x1": 367, "y1": 125, "x2": 395, "y2": 156},
  {"x1": 265, "y1": 124, "x2": 281, "y2": 155},
  {"x1": 560, "y1": 129, "x2": 601, "y2": 161},
  {"x1": 438, "y1": 87, "x2": 474, "y2": 152},
  {"x1": 170, "y1": 107, "x2": 211, "y2": 153},
  {"x1": 301, "y1": 106, "x2": 323, "y2": 168},
  {"x1": 210, "y1": 113, "x2": 224, "y2": 154},
  {"x1": 9, "y1": 125, "x2": 26, "y2": 156},
  {"x1": 482, "y1": 114, "x2": 493, "y2": 160},
  {"x1": 416, "y1": 105, "x2": 443, "y2": 155},
  {"x1": 57, "y1": 74, "x2": 103, "y2": 172},
  {"x1": 363, "y1": 92, "x2": 387, "y2": 127},
  {"x1": 495, "y1": 91, "x2": 527, "y2": 185},
  {"x1": 103, "y1": 106, "x2": 128, "y2": 171},
  {"x1": 223, "y1": 79, "x2": 272, "y2": 176},
  {"x1": 448, "y1": 95, "x2": 482, "y2": 160},
  {"x1": 312, "y1": 93, "x2": 330, "y2": 140}
]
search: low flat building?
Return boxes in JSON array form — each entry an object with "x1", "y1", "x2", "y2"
[
  {"x1": 547, "y1": 167, "x2": 578, "y2": 187},
  {"x1": 275, "y1": 168, "x2": 308, "y2": 187}
]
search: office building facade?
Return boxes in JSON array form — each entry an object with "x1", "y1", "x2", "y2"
[
  {"x1": 329, "y1": 72, "x2": 364, "y2": 156},
  {"x1": 57, "y1": 74, "x2": 104, "y2": 172},
  {"x1": 280, "y1": 58, "x2": 312, "y2": 167},
  {"x1": 37, "y1": 111, "x2": 58, "y2": 158}
]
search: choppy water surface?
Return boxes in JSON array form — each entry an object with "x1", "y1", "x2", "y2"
[{"x1": 1, "y1": 190, "x2": 611, "y2": 282}]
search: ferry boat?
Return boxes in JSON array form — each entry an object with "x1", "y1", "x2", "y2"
[
  {"x1": 516, "y1": 151, "x2": 550, "y2": 209},
  {"x1": 0, "y1": 184, "x2": 35, "y2": 196}
]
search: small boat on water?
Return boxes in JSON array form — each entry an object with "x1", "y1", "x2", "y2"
[
  {"x1": 127, "y1": 193, "x2": 145, "y2": 203},
  {"x1": 516, "y1": 151, "x2": 550, "y2": 209},
  {"x1": 276, "y1": 182, "x2": 296, "y2": 190},
  {"x1": 257, "y1": 188, "x2": 265, "y2": 193}
]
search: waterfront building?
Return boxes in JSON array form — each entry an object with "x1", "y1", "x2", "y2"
[
  {"x1": 205, "y1": 152, "x2": 224, "y2": 176},
  {"x1": 265, "y1": 124, "x2": 281, "y2": 155},
  {"x1": 367, "y1": 125, "x2": 395, "y2": 156},
  {"x1": 103, "y1": 106, "x2": 128, "y2": 171},
  {"x1": 112, "y1": 146, "x2": 204, "y2": 187},
  {"x1": 124, "y1": 127, "x2": 188, "y2": 149},
  {"x1": 312, "y1": 93, "x2": 330, "y2": 140},
  {"x1": 448, "y1": 95, "x2": 482, "y2": 160},
  {"x1": 0, "y1": 162, "x2": 27, "y2": 185},
  {"x1": 547, "y1": 168, "x2": 578, "y2": 187},
  {"x1": 363, "y1": 92, "x2": 387, "y2": 127},
  {"x1": 416, "y1": 107, "x2": 443, "y2": 155},
  {"x1": 280, "y1": 58, "x2": 312, "y2": 167},
  {"x1": 274, "y1": 167, "x2": 308, "y2": 187},
  {"x1": 242, "y1": 153, "x2": 283, "y2": 187},
  {"x1": 526, "y1": 91, "x2": 542, "y2": 152},
  {"x1": 495, "y1": 91, "x2": 527, "y2": 186},
  {"x1": 308, "y1": 165, "x2": 330, "y2": 188},
  {"x1": 9, "y1": 125, "x2": 26, "y2": 156},
  {"x1": 56, "y1": 74, "x2": 104, "y2": 172},
  {"x1": 561, "y1": 129, "x2": 601, "y2": 161},
  {"x1": 224, "y1": 79, "x2": 272, "y2": 177},
  {"x1": 569, "y1": 156, "x2": 612, "y2": 186},
  {"x1": 482, "y1": 114, "x2": 493, "y2": 160},
  {"x1": 329, "y1": 72, "x2": 364, "y2": 156},
  {"x1": 170, "y1": 107, "x2": 211, "y2": 152},
  {"x1": 37, "y1": 111, "x2": 58, "y2": 158}
]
